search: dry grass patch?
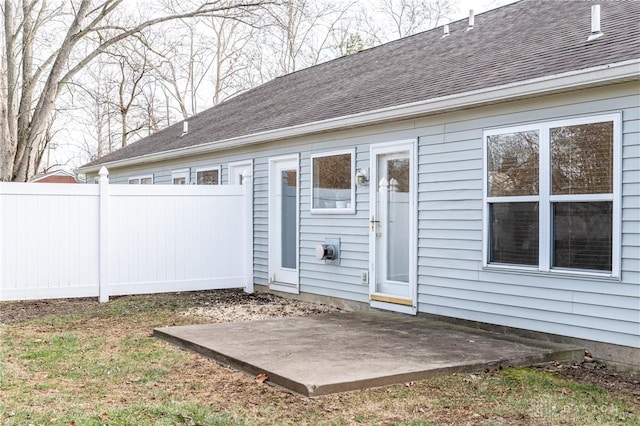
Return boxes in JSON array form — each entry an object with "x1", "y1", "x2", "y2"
[{"x1": 1, "y1": 290, "x2": 638, "y2": 425}]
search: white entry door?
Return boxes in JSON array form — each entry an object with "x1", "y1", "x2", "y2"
[
  {"x1": 369, "y1": 141, "x2": 417, "y2": 314},
  {"x1": 268, "y1": 155, "x2": 299, "y2": 293}
]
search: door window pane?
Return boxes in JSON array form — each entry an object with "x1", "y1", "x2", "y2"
[
  {"x1": 281, "y1": 170, "x2": 297, "y2": 269},
  {"x1": 551, "y1": 122, "x2": 613, "y2": 195},
  {"x1": 553, "y1": 202, "x2": 612, "y2": 271},
  {"x1": 487, "y1": 130, "x2": 539, "y2": 196},
  {"x1": 490, "y1": 202, "x2": 539, "y2": 266},
  {"x1": 386, "y1": 157, "x2": 410, "y2": 282}
]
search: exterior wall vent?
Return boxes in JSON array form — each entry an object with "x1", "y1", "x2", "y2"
[
  {"x1": 181, "y1": 121, "x2": 189, "y2": 136},
  {"x1": 442, "y1": 24, "x2": 450, "y2": 38},
  {"x1": 467, "y1": 10, "x2": 474, "y2": 31},
  {"x1": 587, "y1": 5, "x2": 603, "y2": 41}
]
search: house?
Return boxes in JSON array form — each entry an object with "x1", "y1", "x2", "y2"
[
  {"x1": 78, "y1": 0, "x2": 640, "y2": 368},
  {"x1": 30, "y1": 169, "x2": 82, "y2": 183}
]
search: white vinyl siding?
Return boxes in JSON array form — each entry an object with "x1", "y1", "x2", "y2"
[
  {"x1": 417, "y1": 86, "x2": 639, "y2": 348},
  {"x1": 90, "y1": 82, "x2": 639, "y2": 349}
]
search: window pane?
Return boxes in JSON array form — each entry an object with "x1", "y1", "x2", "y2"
[
  {"x1": 128, "y1": 178, "x2": 140, "y2": 185},
  {"x1": 197, "y1": 170, "x2": 219, "y2": 185},
  {"x1": 312, "y1": 153, "x2": 352, "y2": 209},
  {"x1": 489, "y1": 202, "x2": 539, "y2": 266},
  {"x1": 281, "y1": 170, "x2": 297, "y2": 269},
  {"x1": 553, "y1": 202, "x2": 612, "y2": 271},
  {"x1": 387, "y1": 158, "x2": 409, "y2": 193},
  {"x1": 487, "y1": 130, "x2": 539, "y2": 197},
  {"x1": 551, "y1": 121, "x2": 613, "y2": 195},
  {"x1": 173, "y1": 177, "x2": 186, "y2": 185},
  {"x1": 140, "y1": 177, "x2": 152, "y2": 185}
]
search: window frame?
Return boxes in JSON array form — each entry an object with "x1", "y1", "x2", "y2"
[
  {"x1": 128, "y1": 174, "x2": 154, "y2": 185},
  {"x1": 171, "y1": 168, "x2": 190, "y2": 185},
  {"x1": 482, "y1": 113, "x2": 621, "y2": 278},
  {"x1": 195, "y1": 166, "x2": 221, "y2": 185},
  {"x1": 309, "y1": 149, "x2": 356, "y2": 215}
]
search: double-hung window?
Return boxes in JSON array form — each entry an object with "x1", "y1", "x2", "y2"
[{"x1": 484, "y1": 114, "x2": 619, "y2": 276}]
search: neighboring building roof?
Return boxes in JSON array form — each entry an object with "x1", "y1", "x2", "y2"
[
  {"x1": 30, "y1": 169, "x2": 81, "y2": 183},
  {"x1": 80, "y1": 0, "x2": 640, "y2": 172}
]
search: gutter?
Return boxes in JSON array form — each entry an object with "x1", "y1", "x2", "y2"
[{"x1": 77, "y1": 59, "x2": 640, "y2": 174}]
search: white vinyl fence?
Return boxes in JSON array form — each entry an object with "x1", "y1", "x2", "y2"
[{"x1": 0, "y1": 167, "x2": 253, "y2": 302}]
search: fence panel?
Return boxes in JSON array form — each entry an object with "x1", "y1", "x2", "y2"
[
  {"x1": 0, "y1": 170, "x2": 253, "y2": 302},
  {"x1": 0, "y1": 183, "x2": 100, "y2": 300},
  {"x1": 106, "y1": 184, "x2": 247, "y2": 297}
]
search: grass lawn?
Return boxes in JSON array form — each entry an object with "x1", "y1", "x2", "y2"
[{"x1": 1, "y1": 291, "x2": 638, "y2": 425}]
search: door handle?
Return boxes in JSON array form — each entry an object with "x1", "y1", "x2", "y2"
[{"x1": 370, "y1": 217, "x2": 380, "y2": 231}]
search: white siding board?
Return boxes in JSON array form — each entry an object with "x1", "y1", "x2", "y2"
[
  {"x1": 418, "y1": 303, "x2": 640, "y2": 348},
  {"x1": 419, "y1": 247, "x2": 481, "y2": 262},
  {"x1": 572, "y1": 292, "x2": 640, "y2": 310},
  {"x1": 419, "y1": 148, "x2": 481, "y2": 165},
  {"x1": 420, "y1": 279, "x2": 573, "y2": 303},
  {"x1": 418, "y1": 295, "x2": 639, "y2": 336},
  {"x1": 418, "y1": 228, "x2": 481, "y2": 242},
  {"x1": 419, "y1": 219, "x2": 480, "y2": 231}
]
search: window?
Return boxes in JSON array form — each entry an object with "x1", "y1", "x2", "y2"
[
  {"x1": 484, "y1": 114, "x2": 619, "y2": 275},
  {"x1": 196, "y1": 167, "x2": 220, "y2": 185},
  {"x1": 310, "y1": 149, "x2": 355, "y2": 214},
  {"x1": 171, "y1": 169, "x2": 190, "y2": 185},
  {"x1": 128, "y1": 175, "x2": 153, "y2": 184}
]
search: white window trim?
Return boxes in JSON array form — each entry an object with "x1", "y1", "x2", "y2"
[
  {"x1": 309, "y1": 148, "x2": 356, "y2": 215},
  {"x1": 228, "y1": 160, "x2": 253, "y2": 185},
  {"x1": 482, "y1": 113, "x2": 621, "y2": 278},
  {"x1": 195, "y1": 166, "x2": 222, "y2": 185},
  {"x1": 128, "y1": 174, "x2": 154, "y2": 184},
  {"x1": 171, "y1": 168, "x2": 190, "y2": 185}
]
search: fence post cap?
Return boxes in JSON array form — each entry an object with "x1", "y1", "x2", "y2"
[{"x1": 98, "y1": 166, "x2": 109, "y2": 177}]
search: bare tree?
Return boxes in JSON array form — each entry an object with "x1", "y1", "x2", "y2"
[
  {"x1": 263, "y1": 0, "x2": 356, "y2": 76},
  {"x1": 0, "y1": 0, "x2": 272, "y2": 181},
  {"x1": 357, "y1": 0, "x2": 454, "y2": 45}
]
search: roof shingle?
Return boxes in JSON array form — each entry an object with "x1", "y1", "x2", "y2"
[{"x1": 83, "y1": 0, "x2": 640, "y2": 168}]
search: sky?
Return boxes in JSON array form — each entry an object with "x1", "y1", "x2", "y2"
[{"x1": 452, "y1": 0, "x2": 519, "y2": 20}]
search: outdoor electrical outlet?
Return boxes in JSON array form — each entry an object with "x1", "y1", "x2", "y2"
[{"x1": 361, "y1": 271, "x2": 368, "y2": 284}]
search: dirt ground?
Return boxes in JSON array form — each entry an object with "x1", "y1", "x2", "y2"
[{"x1": 1, "y1": 290, "x2": 638, "y2": 401}]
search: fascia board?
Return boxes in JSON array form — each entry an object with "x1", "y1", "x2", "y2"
[{"x1": 78, "y1": 59, "x2": 640, "y2": 174}]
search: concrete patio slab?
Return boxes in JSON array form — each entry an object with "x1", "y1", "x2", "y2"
[{"x1": 154, "y1": 311, "x2": 583, "y2": 397}]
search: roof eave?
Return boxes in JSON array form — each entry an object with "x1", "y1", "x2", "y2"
[{"x1": 77, "y1": 58, "x2": 640, "y2": 175}]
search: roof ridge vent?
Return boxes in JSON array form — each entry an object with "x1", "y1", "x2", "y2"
[
  {"x1": 587, "y1": 4, "x2": 603, "y2": 41},
  {"x1": 181, "y1": 121, "x2": 189, "y2": 136},
  {"x1": 467, "y1": 10, "x2": 474, "y2": 31},
  {"x1": 442, "y1": 24, "x2": 450, "y2": 38}
]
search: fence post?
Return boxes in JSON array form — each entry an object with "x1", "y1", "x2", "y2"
[
  {"x1": 98, "y1": 167, "x2": 110, "y2": 302},
  {"x1": 242, "y1": 169, "x2": 254, "y2": 293}
]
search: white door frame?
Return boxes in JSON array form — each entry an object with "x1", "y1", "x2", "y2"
[
  {"x1": 268, "y1": 154, "x2": 300, "y2": 293},
  {"x1": 228, "y1": 160, "x2": 253, "y2": 185},
  {"x1": 369, "y1": 140, "x2": 418, "y2": 315}
]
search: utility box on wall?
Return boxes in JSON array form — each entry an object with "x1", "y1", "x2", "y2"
[{"x1": 315, "y1": 238, "x2": 340, "y2": 265}]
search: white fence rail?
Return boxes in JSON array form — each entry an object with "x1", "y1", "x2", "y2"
[{"x1": 0, "y1": 168, "x2": 253, "y2": 302}]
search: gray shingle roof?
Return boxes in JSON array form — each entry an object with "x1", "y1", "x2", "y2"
[{"x1": 83, "y1": 0, "x2": 640, "y2": 168}]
